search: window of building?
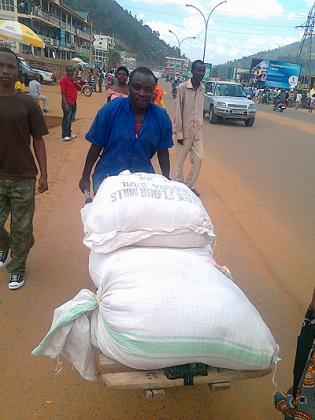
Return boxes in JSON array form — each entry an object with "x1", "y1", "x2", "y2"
[{"x1": 1, "y1": 0, "x2": 14, "y2": 12}]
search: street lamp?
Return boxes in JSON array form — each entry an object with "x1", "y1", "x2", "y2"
[
  {"x1": 186, "y1": 1, "x2": 227, "y2": 62},
  {"x1": 168, "y1": 29, "x2": 197, "y2": 56}
]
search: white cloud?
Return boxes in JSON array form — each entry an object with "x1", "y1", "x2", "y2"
[
  {"x1": 148, "y1": 16, "x2": 301, "y2": 65},
  {"x1": 216, "y1": 0, "x2": 284, "y2": 19},
  {"x1": 133, "y1": 0, "x2": 284, "y2": 19}
]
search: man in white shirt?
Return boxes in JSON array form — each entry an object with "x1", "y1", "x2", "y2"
[
  {"x1": 295, "y1": 92, "x2": 302, "y2": 110},
  {"x1": 174, "y1": 60, "x2": 206, "y2": 197},
  {"x1": 28, "y1": 78, "x2": 48, "y2": 112}
]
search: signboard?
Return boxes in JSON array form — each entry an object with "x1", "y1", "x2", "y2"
[
  {"x1": 250, "y1": 59, "x2": 301, "y2": 88},
  {"x1": 204, "y1": 63, "x2": 212, "y2": 82},
  {"x1": 60, "y1": 28, "x2": 65, "y2": 48}
]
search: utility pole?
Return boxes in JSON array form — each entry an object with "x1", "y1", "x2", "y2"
[
  {"x1": 186, "y1": 1, "x2": 227, "y2": 62},
  {"x1": 296, "y1": 2, "x2": 315, "y2": 80},
  {"x1": 168, "y1": 30, "x2": 196, "y2": 57}
]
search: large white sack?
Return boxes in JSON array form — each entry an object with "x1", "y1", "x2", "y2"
[
  {"x1": 92, "y1": 247, "x2": 279, "y2": 371},
  {"x1": 89, "y1": 245, "x2": 213, "y2": 289},
  {"x1": 81, "y1": 172, "x2": 215, "y2": 253}
]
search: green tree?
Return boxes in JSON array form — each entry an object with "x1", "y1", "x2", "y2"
[{"x1": 108, "y1": 50, "x2": 121, "y2": 68}]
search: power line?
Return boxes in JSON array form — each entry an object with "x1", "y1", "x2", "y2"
[
  {"x1": 120, "y1": 3, "x2": 307, "y2": 22},
  {"x1": 166, "y1": 21, "x2": 301, "y2": 37}
]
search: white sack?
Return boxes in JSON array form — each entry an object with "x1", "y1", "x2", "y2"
[
  {"x1": 33, "y1": 248, "x2": 279, "y2": 379},
  {"x1": 81, "y1": 172, "x2": 215, "y2": 253},
  {"x1": 89, "y1": 245, "x2": 213, "y2": 289},
  {"x1": 92, "y1": 247, "x2": 279, "y2": 371}
]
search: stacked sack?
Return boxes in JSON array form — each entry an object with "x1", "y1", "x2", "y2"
[{"x1": 32, "y1": 172, "x2": 279, "y2": 380}]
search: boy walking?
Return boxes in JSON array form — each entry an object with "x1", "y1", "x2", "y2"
[{"x1": 0, "y1": 47, "x2": 48, "y2": 290}]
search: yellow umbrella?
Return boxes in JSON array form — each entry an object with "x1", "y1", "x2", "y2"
[{"x1": 0, "y1": 20, "x2": 45, "y2": 48}]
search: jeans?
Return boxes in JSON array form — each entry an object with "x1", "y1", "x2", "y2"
[
  {"x1": 62, "y1": 102, "x2": 76, "y2": 138},
  {"x1": 0, "y1": 179, "x2": 35, "y2": 273}
]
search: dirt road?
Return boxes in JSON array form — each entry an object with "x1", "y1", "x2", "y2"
[{"x1": 0, "y1": 84, "x2": 313, "y2": 420}]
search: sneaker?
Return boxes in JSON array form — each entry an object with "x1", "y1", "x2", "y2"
[
  {"x1": 70, "y1": 133, "x2": 77, "y2": 140},
  {"x1": 0, "y1": 249, "x2": 9, "y2": 267},
  {"x1": 190, "y1": 187, "x2": 200, "y2": 197},
  {"x1": 62, "y1": 136, "x2": 71, "y2": 141},
  {"x1": 8, "y1": 272, "x2": 25, "y2": 290}
]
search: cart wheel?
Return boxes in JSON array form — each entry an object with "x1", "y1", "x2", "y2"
[
  {"x1": 145, "y1": 389, "x2": 165, "y2": 400},
  {"x1": 209, "y1": 382, "x2": 231, "y2": 392}
]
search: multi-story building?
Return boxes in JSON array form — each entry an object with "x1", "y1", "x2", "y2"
[
  {"x1": 120, "y1": 50, "x2": 137, "y2": 70},
  {"x1": 0, "y1": 0, "x2": 93, "y2": 60},
  {"x1": 164, "y1": 56, "x2": 189, "y2": 76},
  {"x1": 93, "y1": 34, "x2": 115, "y2": 66}
]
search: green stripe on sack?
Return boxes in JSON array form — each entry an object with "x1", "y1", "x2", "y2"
[
  {"x1": 105, "y1": 324, "x2": 273, "y2": 367},
  {"x1": 32, "y1": 301, "x2": 97, "y2": 356}
]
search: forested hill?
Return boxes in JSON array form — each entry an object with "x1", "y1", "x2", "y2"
[{"x1": 64, "y1": 0, "x2": 178, "y2": 66}]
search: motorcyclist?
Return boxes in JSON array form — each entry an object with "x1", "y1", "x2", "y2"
[{"x1": 273, "y1": 89, "x2": 287, "y2": 110}]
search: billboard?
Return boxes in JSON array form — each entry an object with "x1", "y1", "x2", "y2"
[
  {"x1": 250, "y1": 59, "x2": 301, "y2": 88},
  {"x1": 204, "y1": 63, "x2": 212, "y2": 82}
]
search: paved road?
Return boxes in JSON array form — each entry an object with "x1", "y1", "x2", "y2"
[
  {"x1": 256, "y1": 103, "x2": 315, "y2": 123},
  {"x1": 199, "y1": 104, "x2": 315, "y2": 271},
  {"x1": 0, "y1": 84, "x2": 314, "y2": 420}
]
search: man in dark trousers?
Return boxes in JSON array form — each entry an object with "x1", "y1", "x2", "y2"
[
  {"x1": 0, "y1": 47, "x2": 48, "y2": 290},
  {"x1": 79, "y1": 67, "x2": 173, "y2": 195},
  {"x1": 60, "y1": 65, "x2": 80, "y2": 142}
]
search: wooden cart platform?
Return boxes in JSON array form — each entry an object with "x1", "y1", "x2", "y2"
[{"x1": 97, "y1": 353, "x2": 272, "y2": 395}]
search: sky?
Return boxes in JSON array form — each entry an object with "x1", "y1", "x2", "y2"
[{"x1": 117, "y1": 0, "x2": 314, "y2": 65}]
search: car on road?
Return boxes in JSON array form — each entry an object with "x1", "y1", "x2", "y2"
[
  {"x1": 204, "y1": 81, "x2": 257, "y2": 127},
  {"x1": 18, "y1": 57, "x2": 56, "y2": 84},
  {"x1": 18, "y1": 58, "x2": 40, "y2": 86}
]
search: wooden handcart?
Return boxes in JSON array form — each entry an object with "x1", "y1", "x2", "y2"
[{"x1": 97, "y1": 352, "x2": 272, "y2": 399}]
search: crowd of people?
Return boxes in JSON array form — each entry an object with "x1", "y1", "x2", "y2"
[
  {"x1": 0, "y1": 45, "x2": 207, "y2": 290},
  {"x1": 250, "y1": 86, "x2": 315, "y2": 112}
]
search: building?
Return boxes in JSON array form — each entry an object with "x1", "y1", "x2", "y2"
[
  {"x1": 0, "y1": 0, "x2": 93, "y2": 60},
  {"x1": 93, "y1": 34, "x2": 115, "y2": 66},
  {"x1": 120, "y1": 50, "x2": 136, "y2": 70},
  {"x1": 164, "y1": 56, "x2": 189, "y2": 76}
]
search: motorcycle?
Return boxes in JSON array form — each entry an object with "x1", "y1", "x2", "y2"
[
  {"x1": 76, "y1": 78, "x2": 93, "y2": 97},
  {"x1": 273, "y1": 102, "x2": 286, "y2": 112}
]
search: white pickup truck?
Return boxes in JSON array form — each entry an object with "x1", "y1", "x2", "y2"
[{"x1": 204, "y1": 81, "x2": 256, "y2": 127}]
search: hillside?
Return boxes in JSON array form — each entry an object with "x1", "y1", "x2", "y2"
[
  {"x1": 64, "y1": 0, "x2": 178, "y2": 67},
  {"x1": 214, "y1": 40, "x2": 315, "y2": 77}
]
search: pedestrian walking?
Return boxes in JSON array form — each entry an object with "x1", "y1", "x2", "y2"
[
  {"x1": 309, "y1": 94, "x2": 315, "y2": 113},
  {"x1": 273, "y1": 287, "x2": 315, "y2": 419},
  {"x1": 295, "y1": 92, "x2": 302, "y2": 110},
  {"x1": 174, "y1": 60, "x2": 206, "y2": 197},
  {"x1": 28, "y1": 77, "x2": 49, "y2": 112},
  {"x1": 79, "y1": 67, "x2": 173, "y2": 195},
  {"x1": 88, "y1": 68, "x2": 96, "y2": 92},
  {"x1": 106, "y1": 66, "x2": 129, "y2": 102},
  {"x1": 97, "y1": 67, "x2": 103, "y2": 93},
  {"x1": 153, "y1": 78, "x2": 165, "y2": 107},
  {"x1": 60, "y1": 65, "x2": 80, "y2": 142},
  {"x1": 0, "y1": 47, "x2": 48, "y2": 290}
]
